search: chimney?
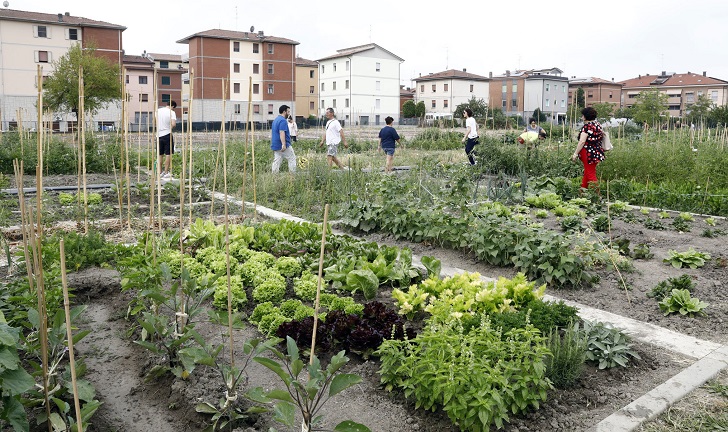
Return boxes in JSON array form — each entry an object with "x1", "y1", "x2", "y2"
[
  {"x1": 612, "y1": 78, "x2": 614, "y2": 82},
  {"x1": 489, "y1": 71, "x2": 492, "y2": 78},
  {"x1": 462, "y1": 68, "x2": 466, "y2": 72},
  {"x1": 57, "y1": 13, "x2": 63, "y2": 22},
  {"x1": 506, "y1": 70, "x2": 510, "y2": 76},
  {"x1": 258, "y1": 30, "x2": 264, "y2": 37},
  {"x1": 65, "y1": 12, "x2": 70, "y2": 16},
  {"x1": 661, "y1": 70, "x2": 666, "y2": 76},
  {"x1": 703, "y1": 71, "x2": 707, "y2": 77}
]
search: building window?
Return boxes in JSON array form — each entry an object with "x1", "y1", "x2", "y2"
[
  {"x1": 321, "y1": 65, "x2": 325, "y2": 74},
  {"x1": 444, "y1": 100, "x2": 449, "y2": 108},
  {"x1": 140, "y1": 94, "x2": 149, "y2": 102},
  {"x1": 161, "y1": 76, "x2": 171, "y2": 86},
  {"x1": 321, "y1": 83, "x2": 325, "y2": 92},
  {"x1": 125, "y1": 75, "x2": 129, "y2": 84},
  {"x1": 35, "y1": 25, "x2": 48, "y2": 38},
  {"x1": 546, "y1": 83, "x2": 550, "y2": 91},
  {"x1": 37, "y1": 51, "x2": 49, "y2": 63},
  {"x1": 309, "y1": 86, "x2": 314, "y2": 94},
  {"x1": 609, "y1": 91, "x2": 613, "y2": 99},
  {"x1": 502, "y1": 100, "x2": 507, "y2": 108},
  {"x1": 376, "y1": 62, "x2": 381, "y2": 72},
  {"x1": 333, "y1": 81, "x2": 337, "y2": 90},
  {"x1": 68, "y1": 28, "x2": 78, "y2": 40},
  {"x1": 345, "y1": 98, "x2": 349, "y2": 108},
  {"x1": 563, "y1": 85, "x2": 566, "y2": 93},
  {"x1": 444, "y1": 83, "x2": 448, "y2": 91},
  {"x1": 333, "y1": 62, "x2": 337, "y2": 71},
  {"x1": 502, "y1": 82, "x2": 507, "y2": 92},
  {"x1": 253, "y1": 104, "x2": 260, "y2": 114},
  {"x1": 375, "y1": 99, "x2": 381, "y2": 109},
  {"x1": 267, "y1": 43, "x2": 274, "y2": 54},
  {"x1": 345, "y1": 80, "x2": 349, "y2": 89},
  {"x1": 234, "y1": 63, "x2": 240, "y2": 73},
  {"x1": 432, "y1": 84, "x2": 436, "y2": 92},
  {"x1": 160, "y1": 61, "x2": 169, "y2": 69},
  {"x1": 234, "y1": 104, "x2": 241, "y2": 114},
  {"x1": 253, "y1": 84, "x2": 259, "y2": 94},
  {"x1": 268, "y1": 104, "x2": 274, "y2": 114},
  {"x1": 139, "y1": 76, "x2": 148, "y2": 85},
  {"x1": 711, "y1": 90, "x2": 719, "y2": 102},
  {"x1": 346, "y1": 61, "x2": 349, "y2": 71},
  {"x1": 376, "y1": 81, "x2": 381, "y2": 91},
  {"x1": 431, "y1": 100, "x2": 436, "y2": 108},
  {"x1": 332, "y1": 99, "x2": 337, "y2": 108},
  {"x1": 561, "y1": 99, "x2": 565, "y2": 107},
  {"x1": 321, "y1": 99, "x2": 325, "y2": 107},
  {"x1": 253, "y1": 64, "x2": 259, "y2": 74},
  {"x1": 686, "y1": 92, "x2": 694, "y2": 103},
  {"x1": 233, "y1": 42, "x2": 240, "y2": 52},
  {"x1": 253, "y1": 43, "x2": 259, "y2": 54},
  {"x1": 234, "y1": 83, "x2": 240, "y2": 93},
  {"x1": 512, "y1": 81, "x2": 517, "y2": 92},
  {"x1": 267, "y1": 84, "x2": 274, "y2": 94},
  {"x1": 267, "y1": 63, "x2": 274, "y2": 74},
  {"x1": 161, "y1": 94, "x2": 171, "y2": 104},
  {"x1": 470, "y1": 84, "x2": 474, "y2": 92},
  {"x1": 310, "y1": 101, "x2": 314, "y2": 110},
  {"x1": 587, "y1": 91, "x2": 593, "y2": 98},
  {"x1": 512, "y1": 98, "x2": 517, "y2": 109},
  {"x1": 420, "y1": 85, "x2": 424, "y2": 92},
  {"x1": 546, "y1": 98, "x2": 550, "y2": 107},
  {"x1": 310, "y1": 70, "x2": 314, "y2": 78}
]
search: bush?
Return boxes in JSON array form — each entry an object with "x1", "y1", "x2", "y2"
[
  {"x1": 583, "y1": 321, "x2": 640, "y2": 369},
  {"x1": 545, "y1": 322, "x2": 587, "y2": 388}
]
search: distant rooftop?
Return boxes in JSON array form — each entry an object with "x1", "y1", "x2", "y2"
[
  {"x1": 413, "y1": 69, "x2": 489, "y2": 82},
  {"x1": 0, "y1": 8, "x2": 125, "y2": 30},
  {"x1": 177, "y1": 29, "x2": 298, "y2": 45},
  {"x1": 619, "y1": 72, "x2": 728, "y2": 88},
  {"x1": 316, "y1": 43, "x2": 404, "y2": 62}
]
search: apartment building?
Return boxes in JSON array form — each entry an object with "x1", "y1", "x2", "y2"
[
  {"x1": 177, "y1": 29, "x2": 298, "y2": 127},
  {"x1": 619, "y1": 71, "x2": 728, "y2": 117},
  {"x1": 567, "y1": 77, "x2": 622, "y2": 112},
  {"x1": 294, "y1": 56, "x2": 318, "y2": 120},
  {"x1": 317, "y1": 43, "x2": 403, "y2": 126},
  {"x1": 0, "y1": 8, "x2": 125, "y2": 131},
  {"x1": 412, "y1": 69, "x2": 489, "y2": 116},
  {"x1": 489, "y1": 68, "x2": 566, "y2": 122},
  {"x1": 122, "y1": 55, "x2": 154, "y2": 131},
  {"x1": 146, "y1": 53, "x2": 186, "y2": 120}
]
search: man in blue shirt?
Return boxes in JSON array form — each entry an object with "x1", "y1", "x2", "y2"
[
  {"x1": 378, "y1": 116, "x2": 400, "y2": 172},
  {"x1": 271, "y1": 105, "x2": 297, "y2": 173}
]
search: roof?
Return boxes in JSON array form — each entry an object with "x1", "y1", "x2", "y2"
[
  {"x1": 177, "y1": 29, "x2": 298, "y2": 45},
  {"x1": 619, "y1": 72, "x2": 728, "y2": 88},
  {"x1": 316, "y1": 43, "x2": 404, "y2": 62},
  {"x1": 569, "y1": 77, "x2": 622, "y2": 86},
  {"x1": 492, "y1": 67, "x2": 564, "y2": 79},
  {"x1": 147, "y1": 53, "x2": 185, "y2": 62},
  {"x1": 123, "y1": 55, "x2": 153, "y2": 64},
  {"x1": 413, "y1": 69, "x2": 489, "y2": 82},
  {"x1": 295, "y1": 57, "x2": 318, "y2": 67},
  {"x1": 0, "y1": 8, "x2": 125, "y2": 30}
]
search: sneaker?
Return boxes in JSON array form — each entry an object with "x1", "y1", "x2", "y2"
[
  {"x1": 162, "y1": 172, "x2": 172, "y2": 178},
  {"x1": 342, "y1": 166, "x2": 351, "y2": 171}
]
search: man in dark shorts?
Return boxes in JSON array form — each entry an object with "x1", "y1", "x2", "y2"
[
  {"x1": 378, "y1": 116, "x2": 400, "y2": 172},
  {"x1": 157, "y1": 101, "x2": 177, "y2": 178}
]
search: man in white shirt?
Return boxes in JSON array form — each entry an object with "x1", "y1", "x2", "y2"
[
  {"x1": 157, "y1": 101, "x2": 177, "y2": 178},
  {"x1": 461, "y1": 108, "x2": 478, "y2": 165},
  {"x1": 319, "y1": 108, "x2": 349, "y2": 170}
]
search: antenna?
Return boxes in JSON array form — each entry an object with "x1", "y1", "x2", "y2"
[
  {"x1": 250, "y1": 25, "x2": 255, "y2": 33},
  {"x1": 2, "y1": 1, "x2": 8, "y2": 7},
  {"x1": 235, "y1": 6, "x2": 238, "y2": 30}
]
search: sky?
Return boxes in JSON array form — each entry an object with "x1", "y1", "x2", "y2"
[{"x1": 11, "y1": 0, "x2": 728, "y2": 85}]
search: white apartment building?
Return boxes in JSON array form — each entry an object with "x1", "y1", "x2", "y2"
[
  {"x1": 413, "y1": 69, "x2": 489, "y2": 115},
  {"x1": 523, "y1": 73, "x2": 569, "y2": 123},
  {"x1": 317, "y1": 43, "x2": 403, "y2": 126},
  {"x1": 0, "y1": 9, "x2": 125, "y2": 131}
]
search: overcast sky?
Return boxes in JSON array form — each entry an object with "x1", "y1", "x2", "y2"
[{"x1": 13, "y1": 0, "x2": 728, "y2": 85}]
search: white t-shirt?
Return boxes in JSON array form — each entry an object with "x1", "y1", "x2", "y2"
[
  {"x1": 325, "y1": 119, "x2": 342, "y2": 145},
  {"x1": 157, "y1": 106, "x2": 176, "y2": 137},
  {"x1": 287, "y1": 121, "x2": 298, "y2": 136},
  {"x1": 466, "y1": 117, "x2": 478, "y2": 138}
]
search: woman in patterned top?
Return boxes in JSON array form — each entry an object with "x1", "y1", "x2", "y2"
[{"x1": 571, "y1": 107, "x2": 605, "y2": 192}]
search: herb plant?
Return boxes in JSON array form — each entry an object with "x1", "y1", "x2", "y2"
[
  {"x1": 648, "y1": 274, "x2": 695, "y2": 299},
  {"x1": 583, "y1": 321, "x2": 641, "y2": 369},
  {"x1": 663, "y1": 248, "x2": 711, "y2": 269},
  {"x1": 659, "y1": 289, "x2": 708, "y2": 316},
  {"x1": 545, "y1": 321, "x2": 587, "y2": 389}
]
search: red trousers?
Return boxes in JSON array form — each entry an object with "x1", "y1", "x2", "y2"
[{"x1": 579, "y1": 148, "x2": 598, "y2": 188}]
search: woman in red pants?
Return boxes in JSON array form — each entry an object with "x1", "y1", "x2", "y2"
[{"x1": 571, "y1": 107, "x2": 605, "y2": 193}]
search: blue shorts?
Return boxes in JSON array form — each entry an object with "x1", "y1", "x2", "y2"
[{"x1": 382, "y1": 147, "x2": 395, "y2": 156}]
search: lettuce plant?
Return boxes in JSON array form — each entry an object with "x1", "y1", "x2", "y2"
[
  {"x1": 212, "y1": 275, "x2": 247, "y2": 312},
  {"x1": 663, "y1": 248, "x2": 711, "y2": 269},
  {"x1": 659, "y1": 289, "x2": 708, "y2": 316}
]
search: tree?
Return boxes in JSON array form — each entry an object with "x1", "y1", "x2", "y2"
[
  {"x1": 576, "y1": 87, "x2": 585, "y2": 109},
  {"x1": 532, "y1": 108, "x2": 547, "y2": 122},
  {"x1": 631, "y1": 89, "x2": 668, "y2": 126},
  {"x1": 686, "y1": 95, "x2": 713, "y2": 126},
  {"x1": 402, "y1": 100, "x2": 416, "y2": 118},
  {"x1": 592, "y1": 102, "x2": 615, "y2": 121},
  {"x1": 613, "y1": 106, "x2": 634, "y2": 119},
  {"x1": 414, "y1": 101, "x2": 426, "y2": 118},
  {"x1": 710, "y1": 105, "x2": 728, "y2": 127},
  {"x1": 453, "y1": 97, "x2": 488, "y2": 118},
  {"x1": 44, "y1": 44, "x2": 121, "y2": 116}
]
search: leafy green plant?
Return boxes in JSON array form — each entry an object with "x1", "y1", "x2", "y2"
[
  {"x1": 545, "y1": 321, "x2": 587, "y2": 389},
  {"x1": 0, "y1": 311, "x2": 35, "y2": 432},
  {"x1": 535, "y1": 209, "x2": 549, "y2": 218},
  {"x1": 250, "y1": 337, "x2": 371, "y2": 432},
  {"x1": 609, "y1": 200, "x2": 631, "y2": 214},
  {"x1": 663, "y1": 248, "x2": 711, "y2": 269},
  {"x1": 344, "y1": 269, "x2": 379, "y2": 300},
  {"x1": 58, "y1": 192, "x2": 75, "y2": 205},
  {"x1": 212, "y1": 275, "x2": 247, "y2": 312},
  {"x1": 672, "y1": 216, "x2": 692, "y2": 232},
  {"x1": 640, "y1": 207, "x2": 650, "y2": 215},
  {"x1": 644, "y1": 217, "x2": 667, "y2": 230},
  {"x1": 705, "y1": 217, "x2": 717, "y2": 227},
  {"x1": 420, "y1": 255, "x2": 441, "y2": 280},
  {"x1": 658, "y1": 210, "x2": 670, "y2": 219},
  {"x1": 583, "y1": 321, "x2": 641, "y2": 369},
  {"x1": 560, "y1": 215, "x2": 582, "y2": 232},
  {"x1": 633, "y1": 243, "x2": 654, "y2": 259},
  {"x1": 659, "y1": 289, "x2": 708, "y2": 317},
  {"x1": 648, "y1": 274, "x2": 695, "y2": 300},
  {"x1": 678, "y1": 212, "x2": 694, "y2": 221},
  {"x1": 592, "y1": 214, "x2": 610, "y2": 232}
]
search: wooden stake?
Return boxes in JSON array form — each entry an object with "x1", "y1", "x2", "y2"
[
  {"x1": 59, "y1": 239, "x2": 84, "y2": 432},
  {"x1": 241, "y1": 76, "x2": 253, "y2": 218},
  {"x1": 188, "y1": 68, "x2": 195, "y2": 225},
  {"x1": 13, "y1": 160, "x2": 34, "y2": 294},
  {"x1": 310, "y1": 204, "x2": 330, "y2": 365},
  {"x1": 221, "y1": 78, "x2": 235, "y2": 366},
  {"x1": 79, "y1": 66, "x2": 89, "y2": 233}
]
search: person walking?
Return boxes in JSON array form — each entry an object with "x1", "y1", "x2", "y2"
[
  {"x1": 378, "y1": 116, "x2": 400, "y2": 173},
  {"x1": 320, "y1": 107, "x2": 349, "y2": 170},
  {"x1": 287, "y1": 115, "x2": 298, "y2": 142},
  {"x1": 571, "y1": 107, "x2": 605, "y2": 193},
  {"x1": 461, "y1": 108, "x2": 478, "y2": 165},
  {"x1": 157, "y1": 101, "x2": 177, "y2": 178},
  {"x1": 271, "y1": 105, "x2": 297, "y2": 173}
]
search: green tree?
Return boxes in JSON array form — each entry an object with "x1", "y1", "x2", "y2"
[
  {"x1": 402, "y1": 100, "x2": 416, "y2": 118},
  {"x1": 532, "y1": 108, "x2": 547, "y2": 122},
  {"x1": 576, "y1": 87, "x2": 585, "y2": 109},
  {"x1": 631, "y1": 89, "x2": 668, "y2": 126},
  {"x1": 415, "y1": 101, "x2": 426, "y2": 118},
  {"x1": 710, "y1": 105, "x2": 728, "y2": 126},
  {"x1": 686, "y1": 95, "x2": 713, "y2": 126},
  {"x1": 44, "y1": 44, "x2": 121, "y2": 116},
  {"x1": 454, "y1": 97, "x2": 488, "y2": 118},
  {"x1": 592, "y1": 102, "x2": 615, "y2": 121},
  {"x1": 613, "y1": 106, "x2": 634, "y2": 119}
]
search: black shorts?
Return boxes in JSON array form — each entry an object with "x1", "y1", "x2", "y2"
[
  {"x1": 291, "y1": 136, "x2": 297, "y2": 142},
  {"x1": 159, "y1": 133, "x2": 174, "y2": 155}
]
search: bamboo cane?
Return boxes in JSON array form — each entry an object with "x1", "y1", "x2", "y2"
[
  {"x1": 209, "y1": 108, "x2": 224, "y2": 219},
  {"x1": 112, "y1": 155, "x2": 123, "y2": 224},
  {"x1": 309, "y1": 204, "x2": 330, "y2": 365},
  {"x1": 36, "y1": 67, "x2": 44, "y2": 237},
  {"x1": 251, "y1": 104, "x2": 257, "y2": 220},
  {"x1": 179, "y1": 96, "x2": 186, "y2": 240},
  {"x1": 18, "y1": 109, "x2": 24, "y2": 159},
  {"x1": 13, "y1": 160, "x2": 34, "y2": 294},
  {"x1": 188, "y1": 68, "x2": 195, "y2": 225},
  {"x1": 220, "y1": 78, "x2": 236, "y2": 366},
  {"x1": 154, "y1": 74, "x2": 162, "y2": 230},
  {"x1": 59, "y1": 239, "x2": 84, "y2": 432},
  {"x1": 123, "y1": 70, "x2": 132, "y2": 229},
  {"x1": 79, "y1": 66, "x2": 88, "y2": 234},
  {"x1": 241, "y1": 76, "x2": 253, "y2": 218}
]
